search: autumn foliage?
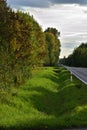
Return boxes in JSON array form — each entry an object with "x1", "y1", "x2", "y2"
[{"x1": 0, "y1": 0, "x2": 60, "y2": 88}]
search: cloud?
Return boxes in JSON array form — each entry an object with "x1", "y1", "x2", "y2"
[
  {"x1": 51, "y1": 0, "x2": 87, "y2": 5},
  {"x1": 7, "y1": 1, "x2": 87, "y2": 58},
  {"x1": 26, "y1": 4, "x2": 87, "y2": 58},
  {"x1": 7, "y1": 0, "x2": 50, "y2": 8},
  {"x1": 7, "y1": 0, "x2": 87, "y2": 8}
]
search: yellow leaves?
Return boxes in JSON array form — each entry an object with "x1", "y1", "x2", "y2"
[{"x1": 10, "y1": 37, "x2": 21, "y2": 52}]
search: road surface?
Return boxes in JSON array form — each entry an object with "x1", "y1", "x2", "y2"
[{"x1": 65, "y1": 66, "x2": 87, "y2": 85}]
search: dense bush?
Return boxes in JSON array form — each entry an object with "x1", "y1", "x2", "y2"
[{"x1": 0, "y1": 0, "x2": 61, "y2": 88}]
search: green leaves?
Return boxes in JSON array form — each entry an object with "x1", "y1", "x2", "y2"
[
  {"x1": 44, "y1": 28, "x2": 61, "y2": 66},
  {"x1": 62, "y1": 43, "x2": 87, "y2": 67},
  {"x1": 0, "y1": 1, "x2": 61, "y2": 88}
]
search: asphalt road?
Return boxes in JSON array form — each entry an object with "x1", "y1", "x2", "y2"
[{"x1": 65, "y1": 66, "x2": 87, "y2": 85}]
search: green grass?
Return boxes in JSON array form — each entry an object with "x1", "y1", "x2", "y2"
[{"x1": 0, "y1": 67, "x2": 87, "y2": 129}]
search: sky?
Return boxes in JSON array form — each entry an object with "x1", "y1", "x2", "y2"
[{"x1": 7, "y1": 0, "x2": 87, "y2": 58}]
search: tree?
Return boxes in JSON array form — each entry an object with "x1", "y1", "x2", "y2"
[
  {"x1": 44, "y1": 28, "x2": 61, "y2": 66},
  {"x1": 62, "y1": 43, "x2": 87, "y2": 67},
  {"x1": 0, "y1": 1, "x2": 61, "y2": 88}
]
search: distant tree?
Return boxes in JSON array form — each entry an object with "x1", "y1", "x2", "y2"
[
  {"x1": 45, "y1": 27, "x2": 60, "y2": 37},
  {"x1": 62, "y1": 43, "x2": 87, "y2": 67},
  {"x1": 44, "y1": 27, "x2": 61, "y2": 66}
]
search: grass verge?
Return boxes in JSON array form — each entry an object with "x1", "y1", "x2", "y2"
[{"x1": 0, "y1": 67, "x2": 87, "y2": 130}]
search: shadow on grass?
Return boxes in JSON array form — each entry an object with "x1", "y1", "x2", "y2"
[
  {"x1": 1, "y1": 67, "x2": 87, "y2": 130},
  {"x1": 27, "y1": 67, "x2": 87, "y2": 128}
]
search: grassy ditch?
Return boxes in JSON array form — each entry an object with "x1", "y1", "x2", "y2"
[{"x1": 0, "y1": 67, "x2": 87, "y2": 129}]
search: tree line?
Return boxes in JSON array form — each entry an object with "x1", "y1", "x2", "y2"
[
  {"x1": 0, "y1": 0, "x2": 61, "y2": 88},
  {"x1": 60, "y1": 43, "x2": 87, "y2": 67}
]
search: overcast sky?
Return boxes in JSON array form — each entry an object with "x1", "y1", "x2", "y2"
[{"x1": 7, "y1": 0, "x2": 87, "y2": 58}]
